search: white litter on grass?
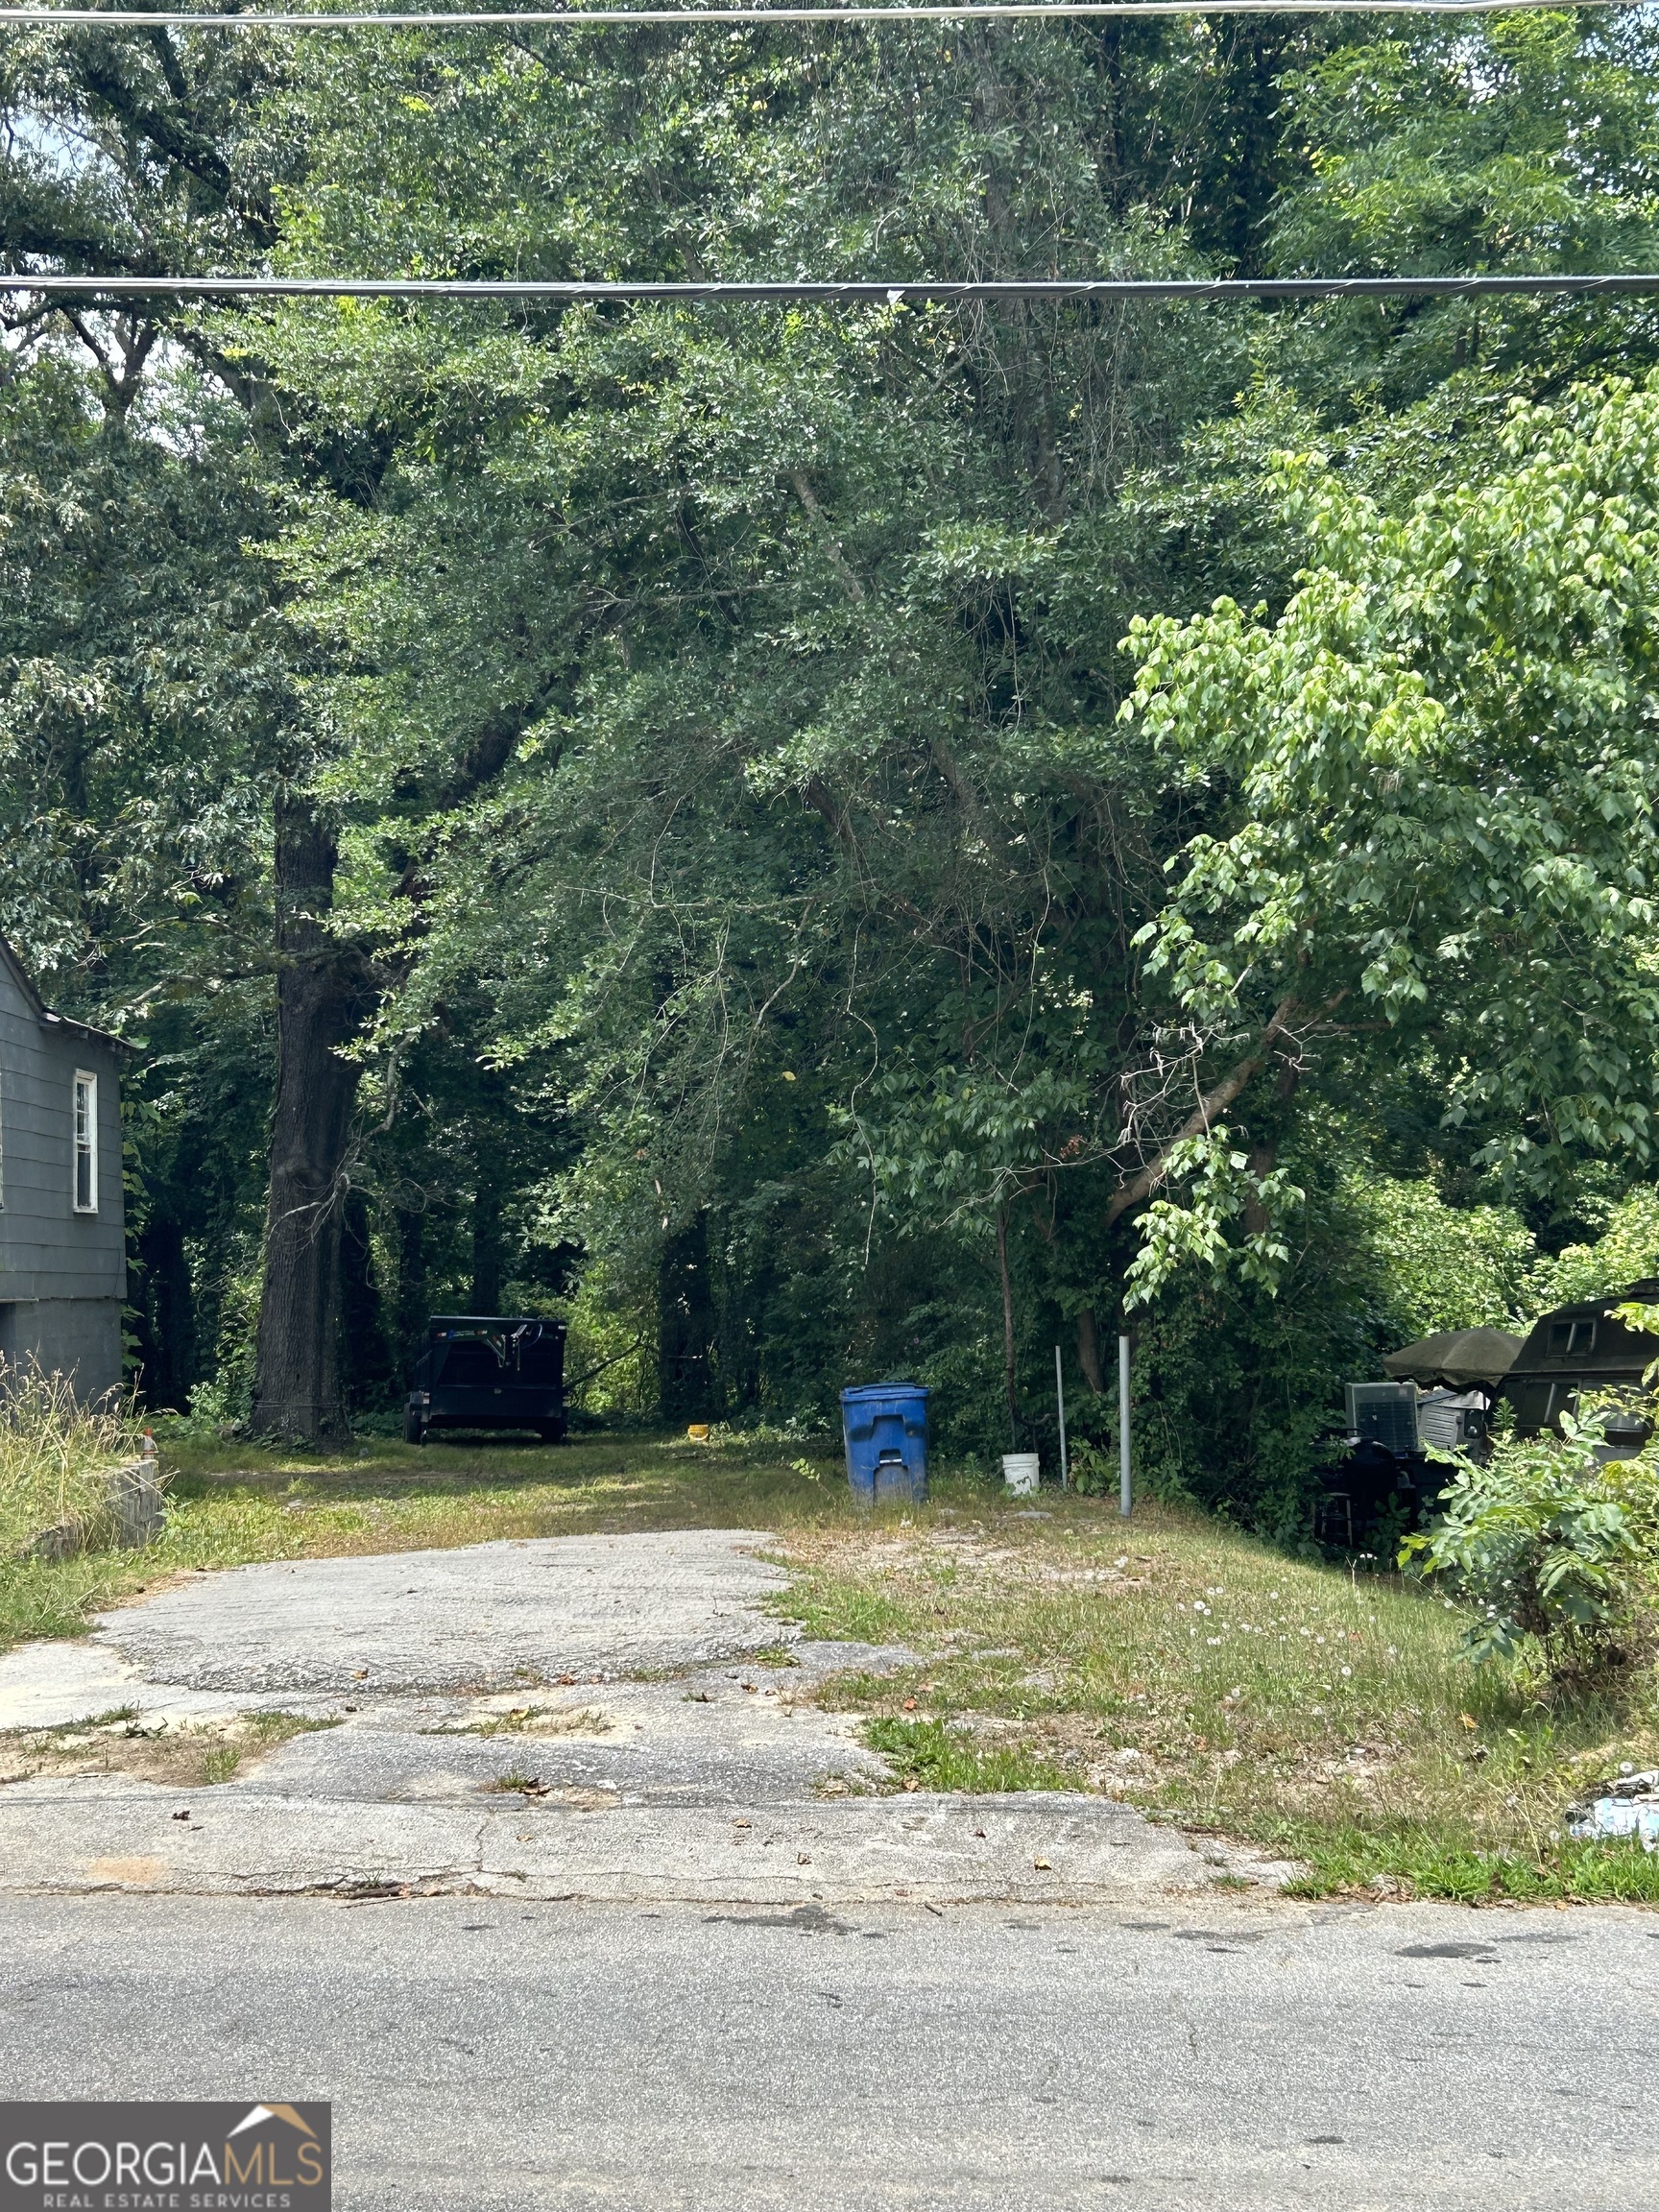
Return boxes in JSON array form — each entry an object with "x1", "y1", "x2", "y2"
[
  {"x1": 1568, "y1": 1770, "x2": 1659, "y2": 1850},
  {"x1": 1569, "y1": 1799, "x2": 1659, "y2": 1850}
]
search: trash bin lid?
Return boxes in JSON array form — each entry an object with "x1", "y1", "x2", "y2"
[{"x1": 840, "y1": 1382, "x2": 930, "y2": 1404}]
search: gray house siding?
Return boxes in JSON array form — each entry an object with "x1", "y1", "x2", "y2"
[{"x1": 0, "y1": 942, "x2": 127, "y2": 1401}]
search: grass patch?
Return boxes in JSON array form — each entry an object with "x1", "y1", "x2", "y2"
[
  {"x1": 773, "y1": 1487, "x2": 1659, "y2": 1887},
  {"x1": 479, "y1": 1769, "x2": 618, "y2": 1807},
  {"x1": 863, "y1": 1716, "x2": 1073, "y2": 1793},
  {"x1": 1281, "y1": 1823, "x2": 1659, "y2": 1904},
  {"x1": 0, "y1": 1429, "x2": 851, "y2": 1656}
]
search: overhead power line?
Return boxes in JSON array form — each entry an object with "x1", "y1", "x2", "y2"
[
  {"x1": 0, "y1": 0, "x2": 1623, "y2": 26},
  {"x1": 2, "y1": 273, "x2": 1657, "y2": 300}
]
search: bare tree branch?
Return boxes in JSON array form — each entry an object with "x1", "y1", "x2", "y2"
[{"x1": 1103, "y1": 990, "x2": 1305, "y2": 1229}]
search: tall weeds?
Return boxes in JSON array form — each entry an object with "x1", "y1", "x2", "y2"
[{"x1": 0, "y1": 1359, "x2": 149, "y2": 1556}]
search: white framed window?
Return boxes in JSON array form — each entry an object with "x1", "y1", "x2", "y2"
[{"x1": 72, "y1": 1070, "x2": 97, "y2": 1214}]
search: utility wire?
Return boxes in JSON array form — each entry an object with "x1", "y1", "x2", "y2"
[
  {"x1": 0, "y1": 1, "x2": 1623, "y2": 26},
  {"x1": 2, "y1": 273, "x2": 1657, "y2": 299}
]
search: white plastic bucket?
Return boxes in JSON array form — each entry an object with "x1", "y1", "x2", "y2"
[{"x1": 1001, "y1": 1452, "x2": 1041, "y2": 1496}]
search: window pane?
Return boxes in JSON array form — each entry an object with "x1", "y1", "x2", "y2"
[{"x1": 73, "y1": 1074, "x2": 96, "y2": 1211}]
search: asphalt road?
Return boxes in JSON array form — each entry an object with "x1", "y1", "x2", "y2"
[{"x1": 2, "y1": 1892, "x2": 1653, "y2": 2211}]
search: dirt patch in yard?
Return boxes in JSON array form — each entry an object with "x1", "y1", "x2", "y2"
[
  {"x1": 425, "y1": 1703, "x2": 616, "y2": 1741},
  {"x1": 0, "y1": 1709, "x2": 342, "y2": 1790}
]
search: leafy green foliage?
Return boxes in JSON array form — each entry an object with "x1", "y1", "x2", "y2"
[
  {"x1": 1123, "y1": 378, "x2": 1659, "y2": 1314},
  {"x1": 1126, "y1": 1129, "x2": 1304, "y2": 1305},
  {"x1": 1268, "y1": 9, "x2": 1659, "y2": 408},
  {"x1": 1343, "y1": 1177, "x2": 1533, "y2": 1342},
  {"x1": 1067, "y1": 1437, "x2": 1117, "y2": 1498},
  {"x1": 1528, "y1": 1190, "x2": 1659, "y2": 1311},
  {"x1": 1285, "y1": 1825, "x2": 1659, "y2": 1905},
  {"x1": 1402, "y1": 1413, "x2": 1657, "y2": 1680}
]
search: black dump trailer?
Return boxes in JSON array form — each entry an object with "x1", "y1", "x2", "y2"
[{"x1": 404, "y1": 1315, "x2": 566, "y2": 1445}]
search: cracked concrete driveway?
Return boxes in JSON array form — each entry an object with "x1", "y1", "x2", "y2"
[
  {"x1": 0, "y1": 1528, "x2": 1259, "y2": 1903},
  {"x1": 91, "y1": 1527, "x2": 795, "y2": 1693}
]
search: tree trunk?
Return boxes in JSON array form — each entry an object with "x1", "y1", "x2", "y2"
[
  {"x1": 998, "y1": 1207, "x2": 1018, "y2": 1449},
  {"x1": 395, "y1": 1202, "x2": 427, "y2": 1378},
  {"x1": 1075, "y1": 1307, "x2": 1106, "y2": 1397},
  {"x1": 133, "y1": 1216, "x2": 193, "y2": 1413},
  {"x1": 250, "y1": 793, "x2": 368, "y2": 1440},
  {"x1": 659, "y1": 1212, "x2": 716, "y2": 1423},
  {"x1": 340, "y1": 1188, "x2": 394, "y2": 1411},
  {"x1": 1243, "y1": 1063, "x2": 1302, "y2": 1236},
  {"x1": 470, "y1": 1168, "x2": 503, "y2": 1315},
  {"x1": 1241, "y1": 1141, "x2": 1278, "y2": 1238}
]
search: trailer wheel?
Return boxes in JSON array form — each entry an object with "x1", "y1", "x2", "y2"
[{"x1": 537, "y1": 1422, "x2": 563, "y2": 1446}]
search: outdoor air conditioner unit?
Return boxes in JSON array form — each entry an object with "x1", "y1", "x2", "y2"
[
  {"x1": 1417, "y1": 1390, "x2": 1490, "y2": 1454},
  {"x1": 1345, "y1": 1381, "x2": 1419, "y2": 1455}
]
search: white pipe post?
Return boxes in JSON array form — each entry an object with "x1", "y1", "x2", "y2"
[
  {"x1": 1055, "y1": 1343, "x2": 1069, "y2": 1491},
  {"x1": 1118, "y1": 1332, "x2": 1132, "y2": 1517}
]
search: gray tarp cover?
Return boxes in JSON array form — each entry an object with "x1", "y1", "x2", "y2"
[{"x1": 1382, "y1": 1326, "x2": 1524, "y2": 1389}]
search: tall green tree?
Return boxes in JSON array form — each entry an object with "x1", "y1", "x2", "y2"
[{"x1": 1121, "y1": 375, "x2": 1659, "y2": 1293}]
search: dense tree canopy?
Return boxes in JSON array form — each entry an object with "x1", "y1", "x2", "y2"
[{"x1": 5, "y1": 5, "x2": 1659, "y2": 1530}]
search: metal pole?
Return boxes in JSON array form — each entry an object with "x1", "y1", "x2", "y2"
[
  {"x1": 1055, "y1": 1344, "x2": 1069, "y2": 1491},
  {"x1": 1118, "y1": 1333, "x2": 1132, "y2": 1517}
]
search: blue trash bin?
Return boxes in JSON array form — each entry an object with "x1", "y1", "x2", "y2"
[{"x1": 840, "y1": 1382, "x2": 930, "y2": 1505}]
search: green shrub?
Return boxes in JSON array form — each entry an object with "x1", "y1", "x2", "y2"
[
  {"x1": 1401, "y1": 1413, "x2": 1658, "y2": 1685},
  {"x1": 1344, "y1": 1175, "x2": 1533, "y2": 1341},
  {"x1": 1068, "y1": 1438, "x2": 1117, "y2": 1497}
]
